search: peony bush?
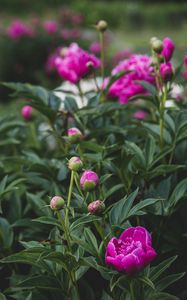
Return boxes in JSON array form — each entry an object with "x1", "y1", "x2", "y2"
[{"x1": 0, "y1": 21, "x2": 187, "y2": 300}]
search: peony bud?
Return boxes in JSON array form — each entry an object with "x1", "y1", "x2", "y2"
[
  {"x1": 68, "y1": 156, "x2": 83, "y2": 172},
  {"x1": 184, "y1": 55, "x2": 187, "y2": 67},
  {"x1": 160, "y1": 62, "x2": 173, "y2": 82},
  {"x1": 151, "y1": 39, "x2": 163, "y2": 53},
  {"x1": 88, "y1": 200, "x2": 105, "y2": 215},
  {"x1": 50, "y1": 196, "x2": 65, "y2": 210},
  {"x1": 161, "y1": 37, "x2": 175, "y2": 62},
  {"x1": 67, "y1": 127, "x2": 83, "y2": 143},
  {"x1": 80, "y1": 170, "x2": 99, "y2": 191},
  {"x1": 96, "y1": 20, "x2": 108, "y2": 32},
  {"x1": 21, "y1": 105, "x2": 33, "y2": 120}
]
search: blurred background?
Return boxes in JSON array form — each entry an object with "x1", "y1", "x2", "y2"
[{"x1": 0, "y1": 0, "x2": 187, "y2": 103}]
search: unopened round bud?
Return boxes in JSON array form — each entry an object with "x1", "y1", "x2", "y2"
[
  {"x1": 67, "y1": 127, "x2": 83, "y2": 144},
  {"x1": 88, "y1": 200, "x2": 105, "y2": 215},
  {"x1": 160, "y1": 62, "x2": 173, "y2": 82},
  {"x1": 151, "y1": 39, "x2": 163, "y2": 53},
  {"x1": 68, "y1": 156, "x2": 83, "y2": 172},
  {"x1": 50, "y1": 196, "x2": 65, "y2": 210},
  {"x1": 150, "y1": 37, "x2": 158, "y2": 44},
  {"x1": 21, "y1": 105, "x2": 33, "y2": 120},
  {"x1": 96, "y1": 20, "x2": 108, "y2": 32},
  {"x1": 80, "y1": 170, "x2": 99, "y2": 191}
]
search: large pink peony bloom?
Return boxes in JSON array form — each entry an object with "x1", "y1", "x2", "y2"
[
  {"x1": 107, "y1": 55, "x2": 155, "y2": 104},
  {"x1": 55, "y1": 43, "x2": 101, "y2": 84},
  {"x1": 161, "y1": 37, "x2": 175, "y2": 62},
  {"x1": 105, "y1": 226, "x2": 157, "y2": 275},
  {"x1": 7, "y1": 20, "x2": 34, "y2": 39}
]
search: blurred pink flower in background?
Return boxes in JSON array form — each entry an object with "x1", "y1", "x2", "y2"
[
  {"x1": 55, "y1": 43, "x2": 101, "y2": 83},
  {"x1": 107, "y1": 54, "x2": 155, "y2": 104},
  {"x1": 89, "y1": 41, "x2": 101, "y2": 54},
  {"x1": 7, "y1": 20, "x2": 34, "y2": 39},
  {"x1": 161, "y1": 37, "x2": 175, "y2": 62},
  {"x1": 113, "y1": 49, "x2": 132, "y2": 65},
  {"x1": 43, "y1": 20, "x2": 58, "y2": 34},
  {"x1": 133, "y1": 110, "x2": 147, "y2": 120}
]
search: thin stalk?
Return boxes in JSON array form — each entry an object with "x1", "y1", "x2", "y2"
[
  {"x1": 65, "y1": 171, "x2": 74, "y2": 229},
  {"x1": 74, "y1": 173, "x2": 84, "y2": 198},
  {"x1": 56, "y1": 210, "x2": 71, "y2": 251},
  {"x1": 99, "y1": 31, "x2": 105, "y2": 83},
  {"x1": 159, "y1": 86, "x2": 167, "y2": 151},
  {"x1": 77, "y1": 82, "x2": 84, "y2": 106},
  {"x1": 130, "y1": 280, "x2": 136, "y2": 300}
]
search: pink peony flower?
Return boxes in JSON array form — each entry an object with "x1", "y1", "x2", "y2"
[
  {"x1": 161, "y1": 37, "x2": 175, "y2": 62},
  {"x1": 7, "y1": 20, "x2": 34, "y2": 39},
  {"x1": 105, "y1": 226, "x2": 157, "y2": 275},
  {"x1": 107, "y1": 54, "x2": 155, "y2": 104},
  {"x1": 43, "y1": 20, "x2": 58, "y2": 34},
  {"x1": 21, "y1": 105, "x2": 33, "y2": 120},
  {"x1": 90, "y1": 42, "x2": 101, "y2": 54},
  {"x1": 133, "y1": 110, "x2": 147, "y2": 120},
  {"x1": 160, "y1": 62, "x2": 173, "y2": 82},
  {"x1": 55, "y1": 43, "x2": 101, "y2": 84},
  {"x1": 80, "y1": 170, "x2": 99, "y2": 191},
  {"x1": 45, "y1": 53, "x2": 58, "y2": 73}
]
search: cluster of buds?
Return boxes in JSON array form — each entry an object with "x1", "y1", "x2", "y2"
[{"x1": 150, "y1": 36, "x2": 174, "y2": 83}]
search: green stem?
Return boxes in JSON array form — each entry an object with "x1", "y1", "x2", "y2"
[
  {"x1": 77, "y1": 82, "x2": 84, "y2": 106},
  {"x1": 159, "y1": 86, "x2": 167, "y2": 151},
  {"x1": 99, "y1": 31, "x2": 105, "y2": 82},
  {"x1": 65, "y1": 171, "x2": 74, "y2": 229},
  {"x1": 74, "y1": 173, "x2": 84, "y2": 198},
  {"x1": 56, "y1": 211, "x2": 71, "y2": 251},
  {"x1": 130, "y1": 280, "x2": 136, "y2": 300}
]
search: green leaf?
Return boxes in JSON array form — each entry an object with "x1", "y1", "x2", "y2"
[
  {"x1": 147, "y1": 293, "x2": 179, "y2": 300},
  {"x1": 70, "y1": 215, "x2": 101, "y2": 232},
  {"x1": 0, "y1": 293, "x2": 7, "y2": 300},
  {"x1": 32, "y1": 216, "x2": 61, "y2": 229},
  {"x1": 167, "y1": 178, "x2": 187, "y2": 212},
  {"x1": 0, "y1": 217, "x2": 13, "y2": 249},
  {"x1": 156, "y1": 272, "x2": 185, "y2": 292},
  {"x1": 127, "y1": 198, "x2": 160, "y2": 218},
  {"x1": 144, "y1": 135, "x2": 156, "y2": 168},
  {"x1": 109, "y1": 188, "x2": 138, "y2": 225},
  {"x1": 137, "y1": 80, "x2": 157, "y2": 97},
  {"x1": 150, "y1": 256, "x2": 177, "y2": 282},
  {"x1": 17, "y1": 275, "x2": 61, "y2": 291},
  {"x1": 84, "y1": 228, "x2": 98, "y2": 254},
  {"x1": 138, "y1": 276, "x2": 155, "y2": 290}
]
